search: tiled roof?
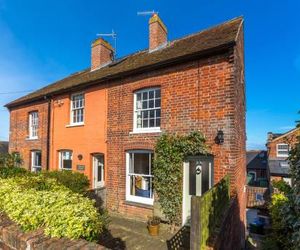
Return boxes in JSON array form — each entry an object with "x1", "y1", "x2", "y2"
[
  {"x1": 246, "y1": 150, "x2": 268, "y2": 170},
  {"x1": 268, "y1": 159, "x2": 290, "y2": 176},
  {"x1": 5, "y1": 17, "x2": 243, "y2": 108}
]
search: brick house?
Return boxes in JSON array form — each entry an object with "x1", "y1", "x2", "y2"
[
  {"x1": 5, "y1": 14, "x2": 246, "y2": 242},
  {"x1": 266, "y1": 127, "x2": 300, "y2": 185},
  {"x1": 246, "y1": 150, "x2": 268, "y2": 184}
]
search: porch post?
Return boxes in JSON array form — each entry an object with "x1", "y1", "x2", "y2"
[{"x1": 190, "y1": 196, "x2": 201, "y2": 250}]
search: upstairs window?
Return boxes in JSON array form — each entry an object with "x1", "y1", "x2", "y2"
[
  {"x1": 29, "y1": 111, "x2": 38, "y2": 139},
  {"x1": 71, "y1": 93, "x2": 85, "y2": 125},
  {"x1": 31, "y1": 150, "x2": 42, "y2": 172},
  {"x1": 59, "y1": 150, "x2": 73, "y2": 170},
  {"x1": 277, "y1": 143, "x2": 289, "y2": 158},
  {"x1": 134, "y1": 88, "x2": 161, "y2": 132}
]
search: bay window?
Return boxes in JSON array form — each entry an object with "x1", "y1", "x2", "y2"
[{"x1": 126, "y1": 150, "x2": 154, "y2": 205}]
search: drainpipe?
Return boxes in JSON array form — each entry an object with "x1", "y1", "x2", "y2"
[{"x1": 45, "y1": 96, "x2": 52, "y2": 171}]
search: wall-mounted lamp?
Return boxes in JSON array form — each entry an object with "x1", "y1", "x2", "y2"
[{"x1": 215, "y1": 130, "x2": 224, "y2": 145}]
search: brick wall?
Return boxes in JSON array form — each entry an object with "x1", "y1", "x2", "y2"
[
  {"x1": 106, "y1": 20, "x2": 245, "y2": 225},
  {"x1": 246, "y1": 186, "x2": 269, "y2": 208},
  {"x1": 8, "y1": 101, "x2": 49, "y2": 171},
  {"x1": 267, "y1": 130, "x2": 299, "y2": 158}
]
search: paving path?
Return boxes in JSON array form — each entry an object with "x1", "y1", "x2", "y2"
[{"x1": 98, "y1": 216, "x2": 189, "y2": 250}]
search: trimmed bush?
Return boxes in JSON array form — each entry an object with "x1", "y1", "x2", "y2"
[
  {"x1": 41, "y1": 170, "x2": 90, "y2": 194},
  {"x1": 0, "y1": 176, "x2": 107, "y2": 241},
  {"x1": 0, "y1": 166, "x2": 30, "y2": 179}
]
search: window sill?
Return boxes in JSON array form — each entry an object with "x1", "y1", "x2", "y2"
[
  {"x1": 130, "y1": 129, "x2": 161, "y2": 135},
  {"x1": 66, "y1": 123, "x2": 84, "y2": 128},
  {"x1": 124, "y1": 200, "x2": 153, "y2": 209},
  {"x1": 26, "y1": 137, "x2": 38, "y2": 141}
]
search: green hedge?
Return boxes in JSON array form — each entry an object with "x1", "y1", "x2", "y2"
[
  {"x1": 41, "y1": 170, "x2": 90, "y2": 194},
  {"x1": 0, "y1": 166, "x2": 90, "y2": 195},
  {"x1": 0, "y1": 176, "x2": 107, "y2": 241}
]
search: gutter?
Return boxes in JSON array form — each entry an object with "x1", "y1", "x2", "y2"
[
  {"x1": 5, "y1": 42, "x2": 235, "y2": 109},
  {"x1": 45, "y1": 96, "x2": 52, "y2": 171}
]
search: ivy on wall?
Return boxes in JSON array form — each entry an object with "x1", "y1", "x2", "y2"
[{"x1": 153, "y1": 131, "x2": 210, "y2": 228}]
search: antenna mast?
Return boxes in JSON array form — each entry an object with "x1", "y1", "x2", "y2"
[
  {"x1": 97, "y1": 30, "x2": 117, "y2": 57},
  {"x1": 137, "y1": 10, "x2": 158, "y2": 16}
]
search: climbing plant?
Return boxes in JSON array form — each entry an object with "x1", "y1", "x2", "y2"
[{"x1": 153, "y1": 131, "x2": 210, "y2": 230}]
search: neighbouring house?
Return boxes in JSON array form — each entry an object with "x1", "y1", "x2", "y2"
[
  {"x1": 5, "y1": 14, "x2": 246, "y2": 245},
  {"x1": 266, "y1": 127, "x2": 300, "y2": 185},
  {"x1": 0, "y1": 141, "x2": 8, "y2": 154},
  {"x1": 246, "y1": 150, "x2": 268, "y2": 186}
]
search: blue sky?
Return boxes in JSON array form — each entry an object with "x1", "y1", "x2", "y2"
[{"x1": 0, "y1": 0, "x2": 299, "y2": 149}]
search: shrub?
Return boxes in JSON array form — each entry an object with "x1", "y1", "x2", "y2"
[
  {"x1": 41, "y1": 170, "x2": 90, "y2": 194},
  {"x1": 0, "y1": 166, "x2": 30, "y2": 179},
  {"x1": 0, "y1": 176, "x2": 106, "y2": 241},
  {"x1": 0, "y1": 152, "x2": 23, "y2": 168},
  {"x1": 272, "y1": 180, "x2": 292, "y2": 194}
]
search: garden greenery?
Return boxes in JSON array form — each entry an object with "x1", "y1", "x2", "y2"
[
  {"x1": 0, "y1": 175, "x2": 107, "y2": 241},
  {"x1": 153, "y1": 131, "x2": 210, "y2": 228},
  {"x1": 264, "y1": 113, "x2": 300, "y2": 249}
]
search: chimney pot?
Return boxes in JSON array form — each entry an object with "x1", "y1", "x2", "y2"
[
  {"x1": 149, "y1": 14, "x2": 167, "y2": 52},
  {"x1": 91, "y1": 37, "x2": 114, "y2": 71}
]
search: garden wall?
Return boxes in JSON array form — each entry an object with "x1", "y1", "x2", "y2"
[{"x1": 0, "y1": 214, "x2": 104, "y2": 250}]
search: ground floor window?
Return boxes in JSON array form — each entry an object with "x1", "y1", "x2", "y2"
[
  {"x1": 59, "y1": 150, "x2": 73, "y2": 170},
  {"x1": 31, "y1": 150, "x2": 42, "y2": 172},
  {"x1": 126, "y1": 150, "x2": 154, "y2": 205}
]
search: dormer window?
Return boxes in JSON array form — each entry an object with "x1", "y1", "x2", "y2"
[
  {"x1": 71, "y1": 93, "x2": 85, "y2": 125},
  {"x1": 277, "y1": 143, "x2": 289, "y2": 158}
]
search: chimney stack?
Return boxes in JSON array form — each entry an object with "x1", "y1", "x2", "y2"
[
  {"x1": 149, "y1": 14, "x2": 167, "y2": 52},
  {"x1": 91, "y1": 37, "x2": 114, "y2": 71}
]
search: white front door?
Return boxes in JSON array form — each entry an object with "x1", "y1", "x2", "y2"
[
  {"x1": 93, "y1": 154, "x2": 104, "y2": 189},
  {"x1": 182, "y1": 156, "x2": 214, "y2": 226}
]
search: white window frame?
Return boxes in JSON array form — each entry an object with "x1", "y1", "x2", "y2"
[
  {"x1": 133, "y1": 88, "x2": 161, "y2": 133},
  {"x1": 29, "y1": 111, "x2": 38, "y2": 139},
  {"x1": 276, "y1": 143, "x2": 289, "y2": 158},
  {"x1": 126, "y1": 150, "x2": 154, "y2": 205},
  {"x1": 70, "y1": 93, "x2": 85, "y2": 125},
  {"x1": 59, "y1": 150, "x2": 73, "y2": 170},
  {"x1": 31, "y1": 150, "x2": 42, "y2": 172}
]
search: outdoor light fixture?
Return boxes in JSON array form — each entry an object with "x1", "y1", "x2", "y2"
[
  {"x1": 216, "y1": 130, "x2": 224, "y2": 145},
  {"x1": 78, "y1": 154, "x2": 83, "y2": 161}
]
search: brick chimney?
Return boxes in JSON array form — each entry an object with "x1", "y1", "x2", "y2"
[
  {"x1": 91, "y1": 37, "x2": 114, "y2": 71},
  {"x1": 149, "y1": 14, "x2": 167, "y2": 52}
]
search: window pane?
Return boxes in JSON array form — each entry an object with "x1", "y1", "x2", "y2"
[
  {"x1": 143, "y1": 119, "x2": 148, "y2": 128},
  {"x1": 149, "y1": 119, "x2": 155, "y2": 127},
  {"x1": 155, "y1": 99, "x2": 161, "y2": 108},
  {"x1": 149, "y1": 90, "x2": 154, "y2": 99},
  {"x1": 142, "y1": 92, "x2": 148, "y2": 100},
  {"x1": 149, "y1": 100, "x2": 154, "y2": 108},
  {"x1": 155, "y1": 89, "x2": 161, "y2": 98},
  {"x1": 156, "y1": 109, "x2": 161, "y2": 118},
  {"x1": 142, "y1": 101, "x2": 147, "y2": 109},
  {"x1": 137, "y1": 93, "x2": 142, "y2": 101},
  {"x1": 156, "y1": 118, "x2": 161, "y2": 127},
  {"x1": 134, "y1": 153, "x2": 150, "y2": 175},
  {"x1": 149, "y1": 110, "x2": 155, "y2": 119}
]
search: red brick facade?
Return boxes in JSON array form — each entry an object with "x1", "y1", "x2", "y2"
[
  {"x1": 8, "y1": 101, "x2": 49, "y2": 171},
  {"x1": 6, "y1": 16, "x2": 246, "y2": 246},
  {"x1": 267, "y1": 128, "x2": 299, "y2": 159},
  {"x1": 106, "y1": 23, "x2": 246, "y2": 237}
]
